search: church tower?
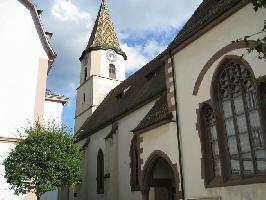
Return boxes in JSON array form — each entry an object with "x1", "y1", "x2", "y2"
[{"x1": 75, "y1": 0, "x2": 127, "y2": 131}]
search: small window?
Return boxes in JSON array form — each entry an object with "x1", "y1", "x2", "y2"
[
  {"x1": 130, "y1": 136, "x2": 140, "y2": 191},
  {"x1": 201, "y1": 105, "x2": 221, "y2": 183},
  {"x1": 83, "y1": 93, "x2": 86, "y2": 103},
  {"x1": 109, "y1": 64, "x2": 116, "y2": 79},
  {"x1": 84, "y1": 67, "x2": 88, "y2": 82},
  {"x1": 97, "y1": 149, "x2": 104, "y2": 194}
]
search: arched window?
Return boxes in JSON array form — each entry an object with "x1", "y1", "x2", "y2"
[
  {"x1": 130, "y1": 136, "x2": 140, "y2": 191},
  {"x1": 217, "y1": 60, "x2": 266, "y2": 177},
  {"x1": 109, "y1": 64, "x2": 116, "y2": 79},
  {"x1": 97, "y1": 149, "x2": 104, "y2": 194},
  {"x1": 201, "y1": 105, "x2": 221, "y2": 183},
  {"x1": 199, "y1": 58, "x2": 266, "y2": 187}
]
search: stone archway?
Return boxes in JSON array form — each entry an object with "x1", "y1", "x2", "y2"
[{"x1": 141, "y1": 150, "x2": 180, "y2": 200}]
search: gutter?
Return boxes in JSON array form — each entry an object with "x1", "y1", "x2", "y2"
[{"x1": 169, "y1": 51, "x2": 185, "y2": 200}]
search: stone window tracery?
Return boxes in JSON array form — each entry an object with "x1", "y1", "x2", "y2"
[{"x1": 198, "y1": 58, "x2": 266, "y2": 187}]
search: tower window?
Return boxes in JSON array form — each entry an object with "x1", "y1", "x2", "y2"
[
  {"x1": 109, "y1": 64, "x2": 116, "y2": 79},
  {"x1": 84, "y1": 67, "x2": 88, "y2": 82},
  {"x1": 83, "y1": 93, "x2": 86, "y2": 103}
]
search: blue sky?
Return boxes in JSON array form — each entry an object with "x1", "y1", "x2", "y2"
[{"x1": 34, "y1": 0, "x2": 202, "y2": 131}]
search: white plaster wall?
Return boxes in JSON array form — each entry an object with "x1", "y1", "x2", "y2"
[
  {"x1": 43, "y1": 101, "x2": 64, "y2": 125},
  {"x1": 0, "y1": 143, "x2": 24, "y2": 200},
  {"x1": 0, "y1": 0, "x2": 48, "y2": 137},
  {"x1": 173, "y1": 4, "x2": 266, "y2": 199},
  {"x1": 0, "y1": 1, "x2": 49, "y2": 200},
  {"x1": 76, "y1": 100, "x2": 156, "y2": 200}
]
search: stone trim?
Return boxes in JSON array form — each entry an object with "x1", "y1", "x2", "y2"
[
  {"x1": 0, "y1": 136, "x2": 20, "y2": 143},
  {"x1": 164, "y1": 60, "x2": 176, "y2": 112},
  {"x1": 193, "y1": 40, "x2": 256, "y2": 96},
  {"x1": 141, "y1": 150, "x2": 181, "y2": 200}
]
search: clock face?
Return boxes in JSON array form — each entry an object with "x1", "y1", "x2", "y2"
[{"x1": 106, "y1": 49, "x2": 117, "y2": 62}]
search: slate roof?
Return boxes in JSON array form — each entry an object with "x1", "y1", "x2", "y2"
[
  {"x1": 132, "y1": 94, "x2": 173, "y2": 133},
  {"x1": 76, "y1": 58, "x2": 166, "y2": 141},
  {"x1": 76, "y1": 0, "x2": 245, "y2": 141},
  {"x1": 168, "y1": 0, "x2": 243, "y2": 50},
  {"x1": 80, "y1": 0, "x2": 126, "y2": 61}
]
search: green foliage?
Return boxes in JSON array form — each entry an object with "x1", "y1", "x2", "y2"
[
  {"x1": 3, "y1": 122, "x2": 82, "y2": 198},
  {"x1": 244, "y1": 0, "x2": 266, "y2": 60},
  {"x1": 250, "y1": 0, "x2": 266, "y2": 11}
]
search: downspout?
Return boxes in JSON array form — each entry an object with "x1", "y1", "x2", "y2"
[{"x1": 169, "y1": 51, "x2": 185, "y2": 200}]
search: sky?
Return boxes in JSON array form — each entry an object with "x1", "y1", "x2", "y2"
[{"x1": 34, "y1": 0, "x2": 202, "y2": 131}]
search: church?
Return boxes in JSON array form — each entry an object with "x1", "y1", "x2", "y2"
[{"x1": 64, "y1": 0, "x2": 266, "y2": 199}]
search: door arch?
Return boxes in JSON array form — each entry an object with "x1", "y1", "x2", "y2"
[{"x1": 141, "y1": 150, "x2": 180, "y2": 200}]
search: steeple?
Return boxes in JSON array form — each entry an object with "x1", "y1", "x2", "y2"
[{"x1": 80, "y1": 0, "x2": 126, "y2": 61}]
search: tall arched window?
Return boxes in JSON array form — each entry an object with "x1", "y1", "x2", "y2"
[
  {"x1": 217, "y1": 60, "x2": 266, "y2": 177},
  {"x1": 109, "y1": 64, "x2": 116, "y2": 79},
  {"x1": 199, "y1": 58, "x2": 266, "y2": 187},
  {"x1": 130, "y1": 136, "x2": 140, "y2": 191},
  {"x1": 97, "y1": 149, "x2": 104, "y2": 194}
]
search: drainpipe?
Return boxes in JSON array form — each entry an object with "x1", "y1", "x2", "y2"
[{"x1": 169, "y1": 51, "x2": 185, "y2": 200}]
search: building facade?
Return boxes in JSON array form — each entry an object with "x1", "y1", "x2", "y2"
[
  {"x1": 72, "y1": 0, "x2": 266, "y2": 200},
  {"x1": 0, "y1": 1, "x2": 68, "y2": 200}
]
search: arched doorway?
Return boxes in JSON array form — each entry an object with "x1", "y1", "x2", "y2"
[{"x1": 142, "y1": 151, "x2": 180, "y2": 200}]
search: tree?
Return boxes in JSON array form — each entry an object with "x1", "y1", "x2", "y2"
[
  {"x1": 239, "y1": 0, "x2": 266, "y2": 60},
  {"x1": 3, "y1": 122, "x2": 82, "y2": 200}
]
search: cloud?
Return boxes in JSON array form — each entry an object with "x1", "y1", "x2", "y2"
[
  {"x1": 122, "y1": 43, "x2": 148, "y2": 73},
  {"x1": 51, "y1": 0, "x2": 91, "y2": 22}
]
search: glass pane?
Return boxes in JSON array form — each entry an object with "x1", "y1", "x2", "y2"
[
  {"x1": 223, "y1": 100, "x2": 232, "y2": 118},
  {"x1": 242, "y1": 152, "x2": 253, "y2": 174},
  {"x1": 228, "y1": 136, "x2": 238, "y2": 155},
  {"x1": 256, "y1": 149, "x2": 266, "y2": 172},
  {"x1": 237, "y1": 114, "x2": 248, "y2": 133},
  {"x1": 246, "y1": 92, "x2": 257, "y2": 111},
  {"x1": 243, "y1": 160, "x2": 254, "y2": 175},
  {"x1": 234, "y1": 95, "x2": 244, "y2": 114},
  {"x1": 249, "y1": 110, "x2": 261, "y2": 129},
  {"x1": 252, "y1": 128, "x2": 264, "y2": 148},
  {"x1": 225, "y1": 119, "x2": 235, "y2": 136},
  {"x1": 210, "y1": 126, "x2": 217, "y2": 140},
  {"x1": 231, "y1": 159, "x2": 241, "y2": 175},
  {"x1": 257, "y1": 161, "x2": 266, "y2": 172},
  {"x1": 214, "y1": 159, "x2": 221, "y2": 176},
  {"x1": 239, "y1": 133, "x2": 251, "y2": 152},
  {"x1": 212, "y1": 141, "x2": 219, "y2": 157}
]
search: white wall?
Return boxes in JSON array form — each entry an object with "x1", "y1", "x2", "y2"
[
  {"x1": 76, "y1": 100, "x2": 156, "y2": 200},
  {"x1": 0, "y1": 1, "x2": 50, "y2": 200},
  {"x1": 0, "y1": 0, "x2": 48, "y2": 137},
  {"x1": 43, "y1": 100, "x2": 64, "y2": 125},
  {"x1": 173, "y1": 3, "x2": 266, "y2": 200}
]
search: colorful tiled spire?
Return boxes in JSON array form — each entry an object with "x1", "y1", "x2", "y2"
[{"x1": 80, "y1": 0, "x2": 126, "y2": 60}]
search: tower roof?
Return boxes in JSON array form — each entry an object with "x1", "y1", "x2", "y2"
[{"x1": 80, "y1": 0, "x2": 126, "y2": 61}]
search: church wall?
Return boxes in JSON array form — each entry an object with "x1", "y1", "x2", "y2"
[
  {"x1": 172, "y1": 3, "x2": 266, "y2": 200},
  {"x1": 77, "y1": 100, "x2": 156, "y2": 200}
]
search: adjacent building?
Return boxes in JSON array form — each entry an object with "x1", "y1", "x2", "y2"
[{"x1": 0, "y1": 0, "x2": 68, "y2": 200}]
